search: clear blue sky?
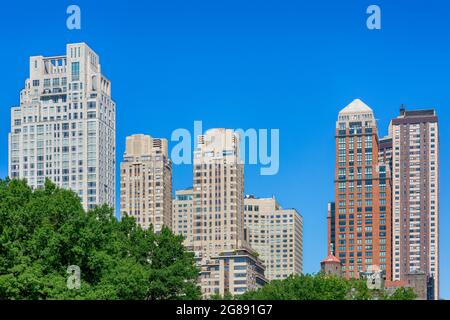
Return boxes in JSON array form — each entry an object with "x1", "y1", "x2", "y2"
[{"x1": 0, "y1": 0, "x2": 448, "y2": 298}]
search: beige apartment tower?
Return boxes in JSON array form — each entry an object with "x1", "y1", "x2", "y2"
[
  {"x1": 244, "y1": 195, "x2": 303, "y2": 280},
  {"x1": 190, "y1": 128, "x2": 266, "y2": 297},
  {"x1": 192, "y1": 128, "x2": 246, "y2": 262},
  {"x1": 120, "y1": 134, "x2": 172, "y2": 232}
]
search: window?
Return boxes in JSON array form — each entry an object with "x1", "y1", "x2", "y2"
[
  {"x1": 84, "y1": 102, "x2": 97, "y2": 112},
  {"x1": 71, "y1": 62, "x2": 80, "y2": 81}
]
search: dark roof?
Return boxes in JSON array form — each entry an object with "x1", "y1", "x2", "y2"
[
  {"x1": 401, "y1": 109, "x2": 435, "y2": 117},
  {"x1": 393, "y1": 108, "x2": 438, "y2": 125}
]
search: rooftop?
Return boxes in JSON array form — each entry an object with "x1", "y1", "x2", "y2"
[
  {"x1": 339, "y1": 98, "x2": 373, "y2": 115},
  {"x1": 399, "y1": 108, "x2": 436, "y2": 118},
  {"x1": 321, "y1": 254, "x2": 341, "y2": 264}
]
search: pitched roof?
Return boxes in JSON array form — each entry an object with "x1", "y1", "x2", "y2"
[
  {"x1": 339, "y1": 98, "x2": 373, "y2": 114},
  {"x1": 321, "y1": 254, "x2": 341, "y2": 264}
]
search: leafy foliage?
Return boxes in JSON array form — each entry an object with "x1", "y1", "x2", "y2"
[
  {"x1": 235, "y1": 274, "x2": 416, "y2": 300},
  {"x1": 384, "y1": 287, "x2": 417, "y2": 300},
  {"x1": 0, "y1": 178, "x2": 201, "y2": 300}
]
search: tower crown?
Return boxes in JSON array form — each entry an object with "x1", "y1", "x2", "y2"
[
  {"x1": 338, "y1": 98, "x2": 373, "y2": 115},
  {"x1": 337, "y1": 99, "x2": 376, "y2": 129}
]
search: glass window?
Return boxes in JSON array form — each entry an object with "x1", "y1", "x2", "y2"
[{"x1": 71, "y1": 62, "x2": 80, "y2": 81}]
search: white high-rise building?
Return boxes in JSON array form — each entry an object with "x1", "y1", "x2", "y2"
[{"x1": 8, "y1": 43, "x2": 116, "y2": 210}]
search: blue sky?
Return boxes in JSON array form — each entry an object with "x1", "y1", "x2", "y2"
[{"x1": 0, "y1": 0, "x2": 448, "y2": 298}]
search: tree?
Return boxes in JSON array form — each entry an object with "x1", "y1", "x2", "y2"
[
  {"x1": 146, "y1": 226, "x2": 201, "y2": 300},
  {"x1": 239, "y1": 274, "x2": 416, "y2": 300},
  {"x1": 385, "y1": 287, "x2": 416, "y2": 300},
  {"x1": 0, "y1": 178, "x2": 201, "y2": 300},
  {"x1": 209, "y1": 292, "x2": 234, "y2": 300}
]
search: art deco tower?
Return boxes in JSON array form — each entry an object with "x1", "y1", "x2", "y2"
[
  {"x1": 189, "y1": 128, "x2": 266, "y2": 297},
  {"x1": 120, "y1": 134, "x2": 172, "y2": 232},
  {"x1": 329, "y1": 99, "x2": 392, "y2": 280},
  {"x1": 191, "y1": 128, "x2": 246, "y2": 262}
]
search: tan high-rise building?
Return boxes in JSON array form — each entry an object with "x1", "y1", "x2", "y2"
[
  {"x1": 172, "y1": 188, "x2": 194, "y2": 248},
  {"x1": 390, "y1": 108, "x2": 439, "y2": 299},
  {"x1": 329, "y1": 99, "x2": 392, "y2": 280},
  {"x1": 192, "y1": 128, "x2": 246, "y2": 261},
  {"x1": 244, "y1": 195, "x2": 303, "y2": 280},
  {"x1": 191, "y1": 128, "x2": 266, "y2": 297},
  {"x1": 120, "y1": 134, "x2": 172, "y2": 232}
]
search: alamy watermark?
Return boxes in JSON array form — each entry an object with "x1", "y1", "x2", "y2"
[
  {"x1": 66, "y1": 5, "x2": 81, "y2": 30},
  {"x1": 67, "y1": 265, "x2": 81, "y2": 290},
  {"x1": 171, "y1": 121, "x2": 279, "y2": 176},
  {"x1": 367, "y1": 5, "x2": 381, "y2": 30}
]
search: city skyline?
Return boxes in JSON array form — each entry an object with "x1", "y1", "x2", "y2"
[
  {"x1": 328, "y1": 99, "x2": 439, "y2": 299},
  {"x1": 0, "y1": 0, "x2": 449, "y2": 299},
  {"x1": 3, "y1": 41, "x2": 441, "y2": 298}
]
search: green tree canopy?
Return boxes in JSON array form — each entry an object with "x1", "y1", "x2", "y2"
[
  {"x1": 384, "y1": 287, "x2": 417, "y2": 300},
  {"x1": 237, "y1": 274, "x2": 416, "y2": 300},
  {"x1": 0, "y1": 178, "x2": 201, "y2": 300}
]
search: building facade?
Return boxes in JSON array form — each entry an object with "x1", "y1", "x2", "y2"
[
  {"x1": 8, "y1": 43, "x2": 116, "y2": 210},
  {"x1": 329, "y1": 99, "x2": 392, "y2": 280},
  {"x1": 200, "y1": 249, "x2": 267, "y2": 298},
  {"x1": 327, "y1": 202, "x2": 336, "y2": 255},
  {"x1": 390, "y1": 108, "x2": 439, "y2": 299},
  {"x1": 244, "y1": 195, "x2": 303, "y2": 280},
  {"x1": 172, "y1": 188, "x2": 194, "y2": 247},
  {"x1": 386, "y1": 272, "x2": 429, "y2": 300},
  {"x1": 120, "y1": 134, "x2": 172, "y2": 232},
  {"x1": 189, "y1": 128, "x2": 266, "y2": 297},
  {"x1": 192, "y1": 128, "x2": 246, "y2": 262}
]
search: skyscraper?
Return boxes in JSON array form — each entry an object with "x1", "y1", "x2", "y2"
[
  {"x1": 329, "y1": 99, "x2": 392, "y2": 280},
  {"x1": 191, "y1": 128, "x2": 266, "y2": 297},
  {"x1": 8, "y1": 43, "x2": 116, "y2": 210},
  {"x1": 192, "y1": 128, "x2": 246, "y2": 261},
  {"x1": 390, "y1": 108, "x2": 439, "y2": 299},
  {"x1": 244, "y1": 195, "x2": 303, "y2": 280},
  {"x1": 120, "y1": 134, "x2": 172, "y2": 232}
]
